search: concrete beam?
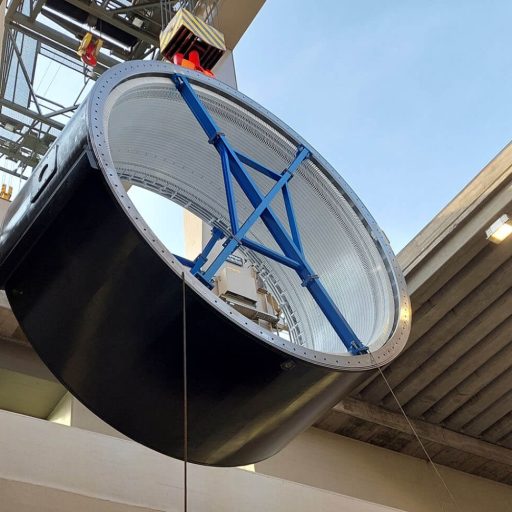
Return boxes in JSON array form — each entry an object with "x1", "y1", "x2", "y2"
[
  {"x1": 361, "y1": 257, "x2": 512, "y2": 404},
  {"x1": 442, "y1": 366, "x2": 512, "y2": 432},
  {"x1": 381, "y1": 287, "x2": 512, "y2": 411},
  {"x1": 407, "y1": 314, "x2": 512, "y2": 420},
  {"x1": 214, "y1": 0, "x2": 265, "y2": 50},
  {"x1": 331, "y1": 398, "x2": 512, "y2": 467},
  {"x1": 398, "y1": 172, "x2": 512, "y2": 303},
  {"x1": 399, "y1": 142, "x2": 512, "y2": 277},
  {"x1": 409, "y1": 234, "x2": 512, "y2": 341}
]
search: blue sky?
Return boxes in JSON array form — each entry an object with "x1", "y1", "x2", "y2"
[
  {"x1": 18, "y1": 2, "x2": 512, "y2": 256},
  {"x1": 233, "y1": 0, "x2": 512, "y2": 250}
]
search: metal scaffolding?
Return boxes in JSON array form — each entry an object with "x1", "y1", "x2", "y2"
[{"x1": 0, "y1": 0, "x2": 220, "y2": 185}]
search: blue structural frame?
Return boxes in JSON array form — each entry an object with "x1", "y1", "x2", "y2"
[{"x1": 171, "y1": 73, "x2": 368, "y2": 355}]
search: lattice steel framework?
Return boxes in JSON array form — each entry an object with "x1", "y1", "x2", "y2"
[{"x1": 0, "y1": 0, "x2": 220, "y2": 183}]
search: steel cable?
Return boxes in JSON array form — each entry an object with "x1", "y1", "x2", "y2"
[
  {"x1": 182, "y1": 271, "x2": 188, "y2": 512},
  {"x1": 368, "y1": 349, "x2": 462, "y2": 512}
]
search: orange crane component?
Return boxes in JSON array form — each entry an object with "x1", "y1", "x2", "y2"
[{"x1": 172, "y1": 50, "x2": 215, "y2": 77}]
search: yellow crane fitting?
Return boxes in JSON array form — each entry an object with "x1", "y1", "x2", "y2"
[
  {"x1": 77, "y1": 32, "x2": 103, "y2": 68},
  {"x1": 0, "y1": 184, "x2": 13, "y2": 201},
  {"x1": 160, "y1": 8, "x2": 226, "y2": 73}
]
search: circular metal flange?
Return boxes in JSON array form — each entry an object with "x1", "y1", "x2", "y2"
[{"x1": 87, "y1": 61, "x2": 411, "y2": 370}]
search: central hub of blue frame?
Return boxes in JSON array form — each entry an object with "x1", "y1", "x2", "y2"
[{"x1": 171, "y1": 73, "x2": 368, "y2": 355}]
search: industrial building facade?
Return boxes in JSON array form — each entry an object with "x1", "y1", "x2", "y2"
[{"x1": 1, "y1": 1, "x2": 512, "y2": 510}]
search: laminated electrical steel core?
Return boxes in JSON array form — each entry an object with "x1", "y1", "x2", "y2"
[{"x1": 0, "y1": 61, "x2": 411, "y2": 466}]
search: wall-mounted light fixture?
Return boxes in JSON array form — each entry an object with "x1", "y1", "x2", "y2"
[{"x1": 486, "y1": 214, "x2": 512, "y2": 244}]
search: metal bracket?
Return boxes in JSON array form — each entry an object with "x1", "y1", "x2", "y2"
[
  {"x1": 301, "y1": 274, "x2": 319, "y2": 287},
  {"x1": 208, "y1": 131, "x2": 225, "y2": 145}
]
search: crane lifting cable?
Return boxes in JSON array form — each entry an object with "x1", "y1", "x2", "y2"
[{"x1": 0, "y1": 61, "x2": 410, "y2": 466}]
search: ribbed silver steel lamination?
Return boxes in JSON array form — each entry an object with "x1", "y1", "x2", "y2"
[{"x1": 101, "y1": 73, "x2": 401, "y2": 355}]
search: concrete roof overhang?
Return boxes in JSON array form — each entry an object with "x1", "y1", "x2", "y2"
[
  {"x1": 215, "y1": 0, "x2": 265, "y2": 50},
  {"x1": 317, "y1": 142, "x2": 512, "y2": 484}
]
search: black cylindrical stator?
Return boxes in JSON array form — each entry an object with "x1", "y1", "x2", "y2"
[{"x1": 0, "y1": 61, "x2": 410, "y2": 466}]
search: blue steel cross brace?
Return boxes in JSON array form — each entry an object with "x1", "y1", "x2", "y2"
[{"x1": 171, "y1": 73, "x2": 368, "y2": 355}]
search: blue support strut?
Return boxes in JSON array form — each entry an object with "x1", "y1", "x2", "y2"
[{"x1": 171, "y1": 73, "x2": 368, "y2": 355}]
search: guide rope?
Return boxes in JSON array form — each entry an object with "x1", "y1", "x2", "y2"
[
  {"x1": 368, "y1": 349, "x2": 462, "y2": 512},
  {"x1": 182, "y1": 272, "x2": 188, "y2": 512}
]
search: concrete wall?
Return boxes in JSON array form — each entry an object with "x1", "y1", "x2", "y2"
[
  {"x1": 47, "y1": 392, "x2": 126, "y2": 439},
  {"x1": 212, "y1": 50, "x2": 237, "y2": 88},
  {"x1": 256, "y1": 427, "x2": 512, "y2": 512},
  {"x1": 0, "y1": 409, "x2": 405, "y2": 512},
  {"x1": 2, "y1": 409, "x2": 512, "y2": 511}
]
